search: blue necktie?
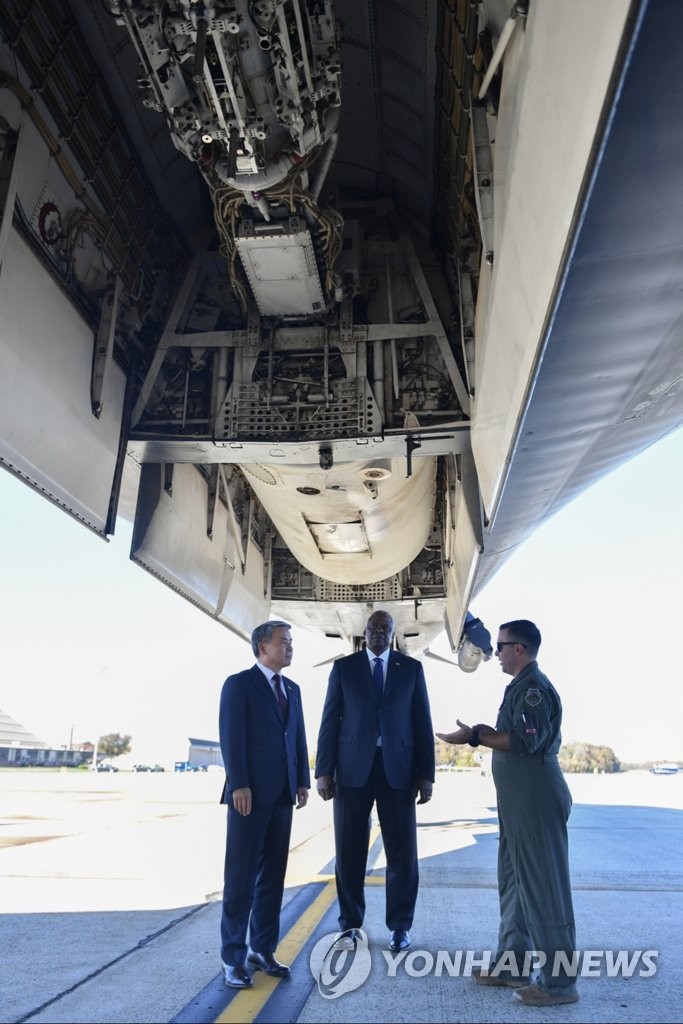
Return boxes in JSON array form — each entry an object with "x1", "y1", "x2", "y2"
[{"x1": 372, "y1": 657, "x2": 384, "y2": 703}]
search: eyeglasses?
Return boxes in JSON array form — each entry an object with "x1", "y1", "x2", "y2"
[{"x1": 496, "y1": 641, "x2": 527, "y2": 652}]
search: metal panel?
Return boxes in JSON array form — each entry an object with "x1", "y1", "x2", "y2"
[
  {"x1": 332, "y1": 0, "x2": 438, "y2": 226},
  {"x1": 306, "y1": 518, "x2": 369, "y2": 555},
  {"x1": 475, "y1": 0, "x2": 683, "y2": 595},
  {"x1": 0, "y1": 229, "x2": 125, "y2": 533},
  {"x1": 131, "y1": 462, "x2": 269, "y2": 640},
  {"x1": 235, "y1": 221, "x2": 325, "y2": 316},
  {"x1": 444, "y1": 473, "x2": 480, "y2": 648},
  {"x1": 217, "y1": 536, "x2": 271, "y2": 637},
  {"x1": 471, "y1": 0, "x2": 633, "y2": 516}
]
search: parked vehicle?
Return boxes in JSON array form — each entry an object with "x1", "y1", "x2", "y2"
[{"x1": 650, "y1": 762, "x2": 679, "y2": 775}]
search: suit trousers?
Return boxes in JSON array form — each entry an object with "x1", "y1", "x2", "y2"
[
  {"x1": 333, "y1": 747, "x2": 418, "y2": 931},
  {"x1": 220, "y1": 792, "x2": 293, "y2": 965}
]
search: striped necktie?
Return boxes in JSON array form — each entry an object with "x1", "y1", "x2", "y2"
[{"x1": 272, "y1": 673, "x2": 287, "y2": 718}]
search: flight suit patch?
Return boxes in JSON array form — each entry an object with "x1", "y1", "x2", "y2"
[{"x1": 524, "y1": 687, "x2": 542, "y2": 707}]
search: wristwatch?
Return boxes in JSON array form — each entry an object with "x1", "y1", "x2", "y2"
[{"x1": 469, "y1": 728, "x2": 480, "y2": 748}]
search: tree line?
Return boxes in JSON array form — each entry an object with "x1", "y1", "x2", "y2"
[
  {"x1": 106, "y1": 733, "x2": 665, "y2": 775},
  {"x1": 434, "y1": 738, "x2": 621, "y2": 773}
]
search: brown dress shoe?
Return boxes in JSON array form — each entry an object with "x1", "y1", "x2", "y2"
[
  {"x1": 472, "y1": 966, "x2": 527, "y2": 988},
  {"x1": 514, "y1": 983, "x2": 579, "y2": 1005}
]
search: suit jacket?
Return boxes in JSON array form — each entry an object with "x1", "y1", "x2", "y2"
[
  {"x1": 219, "y1": 665, "x2": 310, "y2": 805},
  {"x1": 315, "y1": 650, "x2": 435, "y2": 790}
]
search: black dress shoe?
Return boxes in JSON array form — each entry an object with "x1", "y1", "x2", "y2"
[
  {"x1": 334, "y1": 928, "x2": 362, "y2": 949},
  {"x1": 246, "y1": 950, "x2": 291, "y2": 977},
  {"x1": 388, "y1": 929, "x2": 411, "y2": 952},
  {"x1": 222, "y1": 963, "x2": 253, "y2": 989}
]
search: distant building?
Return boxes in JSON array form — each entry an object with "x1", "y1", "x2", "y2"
[
  {"x1": 187, "y1": 737, "x2": 223, "y2": 769},
  {"x1": 0, "y1": 707, "x2": 89, "y2": 767}
]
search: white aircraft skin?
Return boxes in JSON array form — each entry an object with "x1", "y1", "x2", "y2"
[{"x1": 0, "y1": 0, "x2": 681, "y2": 660}]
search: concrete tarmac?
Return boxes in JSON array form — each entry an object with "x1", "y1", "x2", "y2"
[{"x1": 0, "y1": 769, "x2": 681, "y2": 1023}]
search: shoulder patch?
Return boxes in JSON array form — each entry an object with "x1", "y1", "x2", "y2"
[{"x1": 524, "y1": 687, "x2": 542, "y2": 708}]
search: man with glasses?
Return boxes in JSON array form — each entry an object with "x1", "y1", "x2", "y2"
[{"x1": 437, "y1": 619, "x2": 578, "y2": 1007}]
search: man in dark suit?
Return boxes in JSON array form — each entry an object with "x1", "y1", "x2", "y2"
[
  {"x1": 219, "y1": 620, "x2": 310, "y2": 989},
  {"x1": 315, "y1": 609, "x2": 435, "y2": 952}
]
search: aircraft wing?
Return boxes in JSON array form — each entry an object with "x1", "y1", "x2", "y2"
[{"x1": 0, "y1": 0, "x2": 681, "y2": 660}]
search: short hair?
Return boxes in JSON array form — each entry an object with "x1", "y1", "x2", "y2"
[
  {"x1": 499, "y1": 619, "x2": 541, "y2": 656},
  {"x1": 251, "y1": 620, "x2": 291, "y2": 657},
  {"x1": 366, "y1": 610, "x2": 395, "y2": 632}
]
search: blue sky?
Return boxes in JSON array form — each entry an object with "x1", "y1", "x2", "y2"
[{"x1": 0, "y1": 426, "x2": 681, "y2": 767}]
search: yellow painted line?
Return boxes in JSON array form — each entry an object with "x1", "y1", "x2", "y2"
[
  {"x1": 216, "y1": 881, "x2": 337, "y2": 1023},
  {"x1": 298, "y1": 873, "x2": 383, "y2": 885},
  {"x1": 216, "y1": 826, "x2": 385, "y2": 1022}
]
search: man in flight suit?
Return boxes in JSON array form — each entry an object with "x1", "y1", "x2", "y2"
[{"x1": 437, "y1": 619, "x2": 578, "y2": 1007}]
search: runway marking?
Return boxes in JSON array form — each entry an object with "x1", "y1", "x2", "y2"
[
  {"x1": 216, "y1": 881, "x2": 337, "y2": 1023},
  {"x1": 216, "y1": 826, "x2": 384, "y2": 1022}
]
